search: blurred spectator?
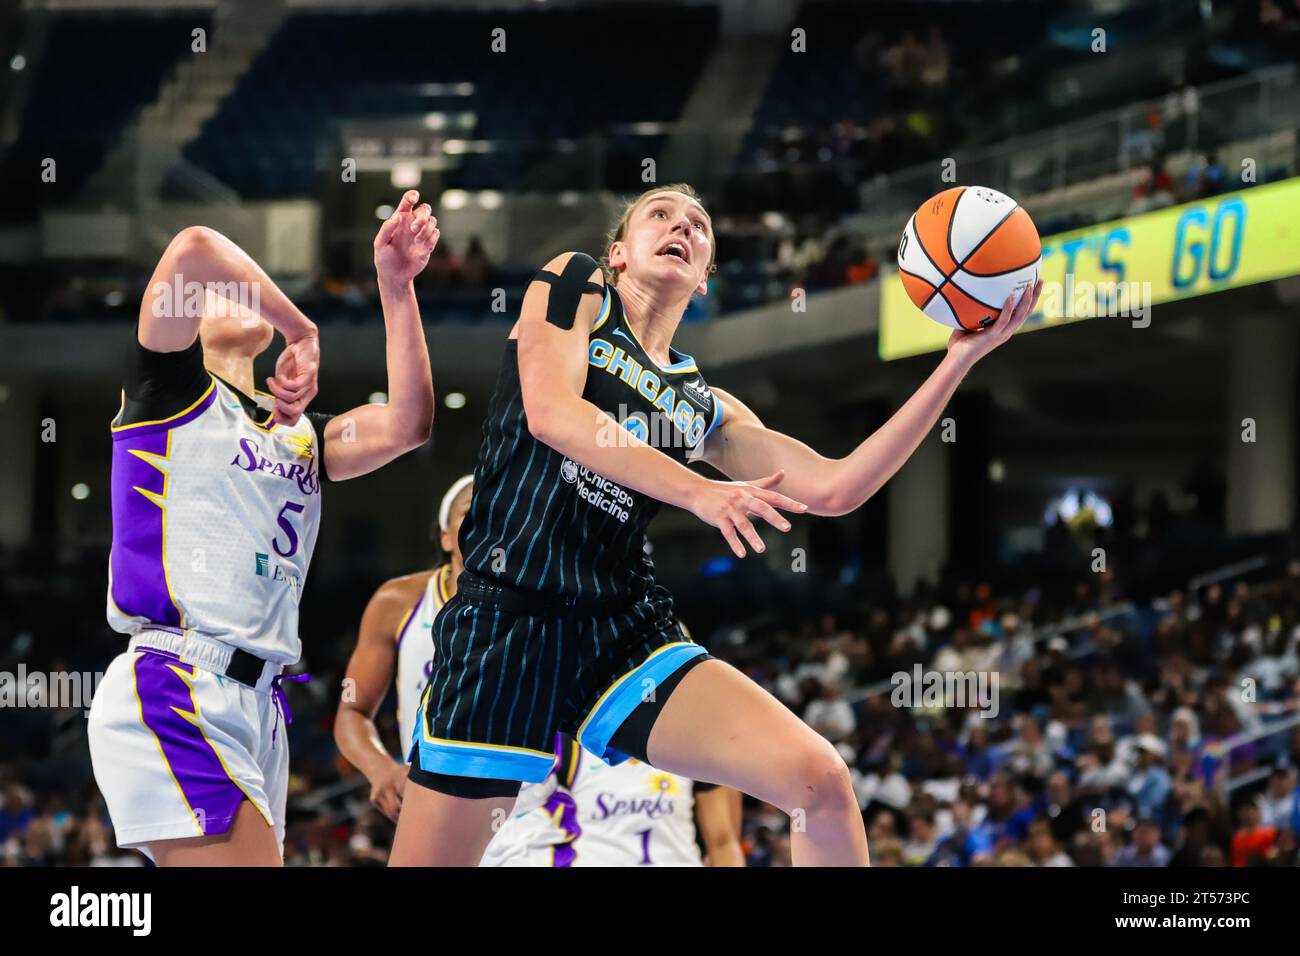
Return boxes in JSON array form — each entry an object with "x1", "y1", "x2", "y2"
[
  {"x1": 1258, "y1": 766, "x2": 1298, "y2": 829},
  {"x1": 1230, "y1": 800, "x2": 1277, "y2": 865},
  {"x1": 1128, "y1": 158, "x2": 1176, "y2": 214},
  {"x1": 1120, "y1": 110, "x2": 1166, "y2": 168},
  {"x1": 1111, "y1": 819, "x2": 1172, "y2": 866},
  {"x1": 843, "y1": 247, "x2": 880, "y2": 285},
  {"x1": 883, "y1": 30, "x2": 926, "y2": 92},
  {"x1": 803, "y1": 680, "x2": 857, "y2": 744},
  {"x1": 0, "y1": 785, "x2": 33, "y2": 844},
  {"x1": 1182, "y1": 150, "x2": 1227, "y2": 200},
  {"x1": 1026, "y1": 819, "x2": 1076, "y2": 866},
  {"x1": 1127, "y1": 736, "x2": 1173, "y2": 820},
  {"x1": 459, "y1": 235, "x2": 495, "y2": 289},
  {"x1": 418, "y1": 239, "x2": 456, "y2": 290},
  {"x1": 920, "y1": 26, "x2": 950, "y2": 91}
]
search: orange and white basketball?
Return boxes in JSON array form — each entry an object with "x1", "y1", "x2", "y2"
[{"x1": 897, "y1": 186, "x2": 1041, "y2": 330}]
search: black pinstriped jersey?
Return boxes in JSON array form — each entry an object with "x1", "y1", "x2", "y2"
[{"x1": 459, "y1": 283, "x2": 724, "y2": 602}]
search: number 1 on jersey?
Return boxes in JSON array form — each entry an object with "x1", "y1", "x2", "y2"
[{"x1": 637, "y1": 827, "x2": 653, "y2": 865}]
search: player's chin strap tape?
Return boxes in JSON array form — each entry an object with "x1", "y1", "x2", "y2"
[{"x1": 531, "y1": 252, "x2": 604, "y2": 330}]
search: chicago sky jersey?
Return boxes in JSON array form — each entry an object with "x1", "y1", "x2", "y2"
[
  {"x1": 107, "y1": 374, "x2": 323, "y2": 665},
  {"x1": 395, "y1": 564, "x2": 454, "y2": 758},
  {"x1": 459, "y1": 283, "x2": 724, "y2": 602}
]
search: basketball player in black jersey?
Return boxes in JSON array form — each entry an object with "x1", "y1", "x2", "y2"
[{"x1": 391, "y1": 184, "x2": 1040, "y2": 866}]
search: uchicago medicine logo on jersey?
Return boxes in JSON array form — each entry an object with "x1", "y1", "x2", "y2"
[{"x1": 560, "y1": 458, "x2": 634, "y2": 523}]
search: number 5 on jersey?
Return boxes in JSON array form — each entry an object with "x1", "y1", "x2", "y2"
[{"x1": 273, "y1": 500, "x2": 306, "y2": 557}]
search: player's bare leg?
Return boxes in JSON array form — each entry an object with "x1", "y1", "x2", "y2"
[
  {"x1": 645, "y1": 658, "x2": 869, "y2": 866},
  {"x1": 148, "y1": 800, "x2": 282, "y2": 867},
  {"x1": 388, "y1": 786, "x2": 515, "y2": 866}
]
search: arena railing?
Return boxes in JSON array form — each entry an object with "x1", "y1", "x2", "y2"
[
  {"x1": 1217, "y1": 713, "x2": 1300, "y2": 796},
  {"x1": 1186, "y1": 554, "x2": 1272, "y2": 611},
  {"x1": 849, "y1": 63, "x2": 1298, "y2": 240}
]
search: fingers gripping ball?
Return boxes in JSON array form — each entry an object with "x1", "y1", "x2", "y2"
[{"x1": 897, "y1": 186, "x2": 1041, "y2": 330}]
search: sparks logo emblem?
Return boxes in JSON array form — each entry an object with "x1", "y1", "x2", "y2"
[
  {"x1": 284, "y1": 431, "x2": 315, "y2": 461},
  {"x1": 648, "y1": 771, "x2": 679, "y2": 796}
]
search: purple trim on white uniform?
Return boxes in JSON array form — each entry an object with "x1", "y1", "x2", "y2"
[{"x1": 133, "y1": 650, "x2": 245, "y2": 835}]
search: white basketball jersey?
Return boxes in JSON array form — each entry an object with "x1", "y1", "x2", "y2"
[
  {"x1": 479, "y1": 777, "x2": 563, "y2": 867},
  {"x1": 396, "y1": 564, "x2": 453, "y2": 758},
  {"x1": 482, "y1": 739, "x2": 702, "y2": 867},
  {"x1": 107, "y1": 376, "x2": 323, "y2": 665},
  {"x1": 568, "y1": 755, "x2": 701, "y2": 867}
]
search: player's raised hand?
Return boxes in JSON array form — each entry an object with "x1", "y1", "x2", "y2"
[
  {"x1": 266, "y1": 328, "x2": 320, "y2": 426},
  {"x1": 947, "y1": 277, "x2": 1043, "y2": 367},
  {"x1": 374, "y1": 190, "x2": 441, "y2": 287},
  {"x1": 688, "y1": 470, "x2": 808, "y2": 558}
]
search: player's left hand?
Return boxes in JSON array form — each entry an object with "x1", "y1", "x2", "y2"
[
  {"x1": 369, "y1": 761, "x2": 407, "y2": 824},
  {"x1": 374, "y1": 189, "x2": 440, "y2": 287},
  {"x1": 266, "y1": 328, "x2": 320, "y2": 426},
  {"x1": 946, "y1": 277, "x2": 1042, "y2": 368}
]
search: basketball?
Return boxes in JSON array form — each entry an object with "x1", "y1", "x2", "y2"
[{"x1": 897, "y1": 186, "x2": 1041, "y2": 330}]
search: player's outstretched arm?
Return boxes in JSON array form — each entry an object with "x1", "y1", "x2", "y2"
[
  {"x1": 140, "y1": 225, "x2": 321, "y2": 424},
  {"x1": 320, "y1": 191, "x2": 437, "y2": 481},
  {"x1": 334, "y1": 572, "x2": 429, "y2": 823},
  {"x1": 699, "y1": 281, "x2": 1041, "y2": 516},
  {"x1": 696, "y1": 785, "x2": 746, "y2": 867},
  {"x1": 518, "y1": 252, "x2": 806, "y2": 558}
]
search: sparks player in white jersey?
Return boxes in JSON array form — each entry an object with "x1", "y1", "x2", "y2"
[
  {"x1": 334, "y1": 475, "x2": 472, "y2": 823},
  {"x1": 87, "y1": 191, "x2": 441, "y2": 866},
  {"x1": 482, "y1": 734, "x2": 744, "y2": 866}
]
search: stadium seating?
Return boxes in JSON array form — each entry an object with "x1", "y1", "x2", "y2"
[
  {"x1": 0, "y1": 11, "x2": 210, "y2": 221},
  {"x1": 184, "y1": 6, "x2": 717, "y2": 197}
]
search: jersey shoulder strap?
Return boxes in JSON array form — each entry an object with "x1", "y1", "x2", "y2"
[
  {"x1": 394, "y1": 569, "x2": 439, "y2": 644},
  {"x1": 430, "y1": 563, "x2": 454, "y2": 608}
]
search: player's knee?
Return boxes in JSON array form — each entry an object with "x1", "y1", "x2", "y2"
[{"x1": 785, "y1": 739, "x2": 856, "y2": 820}]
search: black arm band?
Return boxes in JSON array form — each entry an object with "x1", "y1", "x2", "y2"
[{"x1": 531, "y1": 252, "x2": 604, "y2": 330}]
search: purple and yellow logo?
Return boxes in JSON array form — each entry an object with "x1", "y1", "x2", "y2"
[{"x1": 230, "y1": 437, "x2": 320, "y2": 495}]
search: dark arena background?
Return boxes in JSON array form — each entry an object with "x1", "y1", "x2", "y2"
[{"x1": 1, "y1": 0, "x2": 1299, "y2": 931}]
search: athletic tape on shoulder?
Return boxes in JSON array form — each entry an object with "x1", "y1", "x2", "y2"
[{"x1": 531, "y1": 252, "x2": 604, "y2": 330}]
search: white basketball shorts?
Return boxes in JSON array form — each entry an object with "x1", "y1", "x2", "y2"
[{"x1": 87, "y1": 644, "x2": 287, "y2": 858}]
